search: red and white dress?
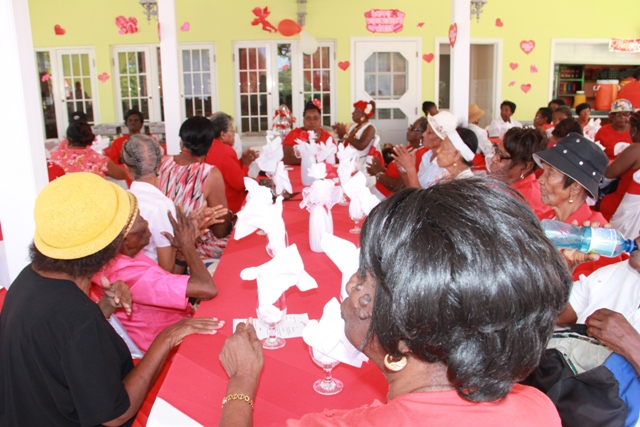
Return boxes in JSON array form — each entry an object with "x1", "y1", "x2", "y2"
[
  {"x1": 158, "y1": 156, "x2": 228, "y2": 259},
  {"x1": 610, "y1": 170, "x2": 640, "y2": 239}
]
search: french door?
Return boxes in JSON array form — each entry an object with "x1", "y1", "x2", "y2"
[
  {"x1": 179, "y1": 43, "x2": 218, "y2": 119},
  {"x1": 353, "y1": 39, "x2": 421, "y2": 144}
]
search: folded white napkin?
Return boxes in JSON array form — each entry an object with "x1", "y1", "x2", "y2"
[
  {"x1": 583, "y1": 118, "x2": 602, "y2": 142},
  {"x1": 342, "y1": 172, "x2": 380, "y2": 220},
  {"x1": 308, "y1": 162, "x2": 328, "y2": 181},
  {"x1": 303, "y1": 298, "x2": 369, "y2": 367},
  {"x1": 336, "y1": 144, "x2": 359, "y2": 186},
  {"x1": 91, "y1": 137, "x2": 111, "y2": 155},
  {"x1": 235, "y1": 193, "x2": 287, "y2": 256},
  {"x1": 272, "y1": 161, "x2": 292, "y2": 195},
  {"x1": 299, "y1": 174, "x2": 343, "y2": 212},
  {"x1": 241, "y1": 244, "x2": 318, "y2": 323},
  {"x1": 244, "y1": 177, "x2": 273, "y2": 205},
  {"x1": 294, "y1": 130, "x2": 319, "y2": 160},
  {"x1": 320, "y1": 233, "x2": 360, "y2": 301},
  {"x1": 256, "y1": 133, "x2": 284, "y2": 175},
  {"x1": 316, "y1": 136, "x2": 337, "y2": 165}
]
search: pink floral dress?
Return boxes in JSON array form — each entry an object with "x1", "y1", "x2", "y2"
[{"x1": 50, "y1": 146, "x2": 109, "y2": 177}]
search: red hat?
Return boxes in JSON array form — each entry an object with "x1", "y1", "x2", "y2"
[{"x1": 353, "y1": 100, "x2": 374, "y2": 118}]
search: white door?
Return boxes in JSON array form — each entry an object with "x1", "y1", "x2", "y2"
[
  {"x1": 179, "y1": 43, "x2": 217, "y2": 120},
  {"x1": 353, "y1": 40, "x2": 421, "y2": 145},
  {"x1": 112, "y1": 46, "x2": 162, "y2": 123},
  {"x1": 55, "y1": 48, "x2": 99, "y2": 133},
  {"x1": 234, "y1": 44, "x2": 273, "y2": 134}
]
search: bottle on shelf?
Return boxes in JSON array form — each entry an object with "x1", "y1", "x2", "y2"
[{"x1": 542, "y1": 219, "x2": 636, "y2": 257}]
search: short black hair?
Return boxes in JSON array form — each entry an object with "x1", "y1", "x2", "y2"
[
  {"x1": 422, "y1": 101, "x2": 437, "y2": 115},
  {"x1": 548, "y1": 98, "x2": 566, "y2": 108},
  {"x1": 575, "y1": 103, "x2": 591, "y2": 116},
  {"x1": 209, "y1": 112, "x2": 233, "y2": 140},
  {"x1": 536, "y1": 107, "x2": 553, "y2": 124},
  {"x1": 503, "y1": 127, "x2": 548, "y2": 172},
  {"x1": 179, "y1": 116, "x2": 215, "y2": 157},
  {"x1": 124, "y1": 109, "x2": 144, "y2": 123},
  {"x1": 552, "y1": 118, "x2": 583, "y2": 139},
  {"x1": 303, "y1": 100, "x2": 322, "y2": 116},
  {"x1": 457, "y1": 127, "x2": 478, "y2": 167},
  {"x1": 359, "y1": 180, "x2": 571, "y2": 402},
  {"x1": 29, "y1": 235, "x2": 123, "y2": 279},
  {"x1": 66, "y1": 122, "x2": 95, "y2": 147},
  {"x1": 500, "y1": 100, "x2": 516, "y2": 114},
  {"x1": 553, "y1": 106, "x2": 573, "y2": 120}
]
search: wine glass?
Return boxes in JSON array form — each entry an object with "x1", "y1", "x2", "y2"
[
  {"x1": 256, "y1": 294, "x2": 287, "y2": 350},
  {"x1": 266, "y1": 232, "x2": 289, "y2": 258},
  {"x1": 309, "y1": 346, "x2": 343, "y2": 395},
  {"x1": 349, "y1": 213, "x2": 364, "y2": 234}
]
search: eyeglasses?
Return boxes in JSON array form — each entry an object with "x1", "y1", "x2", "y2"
[
  {"x1": 408, "y1": 126, "x2": 423, "y2": 132},
  {"x1": 493, "y1": 145, "x2": 512, "y2": 161},
  {"x1": 615, "y1": 112, "x2": 631, "y2": 118}
]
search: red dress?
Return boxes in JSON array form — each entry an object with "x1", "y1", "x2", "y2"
[
  {"x1": 204, "y1": 139, "x2": 248, "y2": 213},
  {"x1": 283, "y1": 127, "x2": 332, "y2": 146},
  {"x1": 562, "y1": 202, "x2": 624, "y2": 281},
  {"x1": 594, "y1": 125, "x2": 632, "y2": 160},
  {"x1": 599, "y1": 168, "x2": 638, "y2": 221},
  {"x1": 107, "y1": 135, "x2": 130, "y2": 163},
  {"x1": 374, "y1": 146, "x2": 428, "y2": 198},
  {"x1": 617, "y1": 80, "x2": 640, "y2": 109},
  {"x1": 511, "y1": 174, "x2": 553, "y2": 220}
]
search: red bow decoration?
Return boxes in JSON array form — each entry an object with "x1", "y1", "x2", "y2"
[{"x1": 312, "y1": 99, "x2": 322, "y2": 110}]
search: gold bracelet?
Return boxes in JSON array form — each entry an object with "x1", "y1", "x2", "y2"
[{"x1": 222, "y1": 393, "x2": 254, "y2": 410}]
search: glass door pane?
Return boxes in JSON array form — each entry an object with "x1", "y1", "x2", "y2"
[
  {"x1": 237, "y1": 46, "x2": 270, "y2": 133},
  {"x1": 182, "y1": 47, "x2": 214, "y2": 118},
  {"x1": 116, "y1": 48, "x2": 151, "y2": 120},
  {"x1": 302, "y1": 46, "x2": 332, "y2": 127},
  {"x1": 58, "y1": 52, "x2": 95, "y2": 124},
  {"x1": 36, "y1": 51, "x2": 58, "y2": 139}
]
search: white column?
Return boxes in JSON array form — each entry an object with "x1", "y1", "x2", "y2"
[
  {"x1": 450, "y1": 0, "x2": 471, "y2": 125},
  {"x1": 158, "y1": 0, "x2": 181, "y2": 155},
  {"x1": 0, "y1": 0, "x2": 49, "y2": 287}
]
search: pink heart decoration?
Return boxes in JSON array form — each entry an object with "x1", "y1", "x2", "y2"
[
  {"x1": 338, "y1": 61, "x2": 350, "y2": 71},
  {"x1": 530, "y1": 64, "x2": 538, "y2": 73},
  {"x1": 521, "y1": 83, "x2": 532, "y2": 93},
  {"x1": 180, "y1": 22, "x2": 190, "y2": 32},
  {"x1": 508, "y1": 81, "x2": 516, "y2": 87},
  {"x1": 509, "y1": 63, "x2": 518, "y2": 71},
  {"x1": 422, "y1": 53, "x2": 434, "y2": 63},
  {"x1": 98, "y1": 72, "x2": 110, "y2": 83},
  {"x1": 449, "y1": 23, "x2": 458, "y2": 48},
  {"x1": 115, "y1": 16, "x2": 139, "y2": 35},
  {"x1": 495, "y1": 18, "x2": 504, "y2": 27},
  {"x1": 520, "y1": 40, "x2": 535, "y2": 55},
  {"x1": 417, "y1": 22, "x2": 424, "y2": 28},
  {"x1": 54, "y1": 25, "x2": 65, "y2": 35},
  {"x1": 41, "y1": 73, "x2": 51, "y2": 83}
]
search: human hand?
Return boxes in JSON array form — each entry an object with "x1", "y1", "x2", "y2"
[
  {"x1": 332, "y1": 122, "x2": 347, "y2": 139},
  {"x1": 160, "y1": 317, "x2": 225, "y2": 348},
  {"x1": 391, "y1": 145, "x2": 416, "y2": 174},
  {"x1": 161, "y1": 205, "x2": 197, "y2": 252},
  {"x1": 189, "y1": 205, "x2": 228, "y2": 234},
  {"x1": 241, "y1": 149, "x2": 259, "y2": 166},
  {"x1": 561, "y1": 220, "x2": 609, "y2": 270},
  {"x1": 586, "y1": 308, "x2": 640, "y2": 357},
  {"x1": 366, "y1": 156, "x2": 385, "y2": 176},
  {"x1": 99, "y1": 276, "x2": 132, "y2": 317},
  {"x1": 219, "y1": 318, "x2": 264, "y2": 380}
]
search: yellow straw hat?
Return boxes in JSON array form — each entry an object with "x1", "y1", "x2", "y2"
[
  {"x1": 468, "y1": 104, "x2": 485, "y2": 123},
  {"x1": 34, "y1": 172, "x2": 137, "y2": 260}
]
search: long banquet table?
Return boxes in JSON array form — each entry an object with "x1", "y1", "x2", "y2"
[{"x1": 152, "y1": 167, "x2": 387, "y2": 426}]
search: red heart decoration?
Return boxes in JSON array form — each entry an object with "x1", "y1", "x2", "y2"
[
  {"x1": 509, "y1": 62, "x2": 518, "y2": 70},
  {"x1": 449, "y1": 23, "x2": 458, "y2": 48},
  {"x1": 495, "y1": 18, "x2": 504, "y2": 27},
  {"x1": 508, "y1": 81, "x2": 516, "y2": 87},
  {"x1": 422, "y1": 53, "x2": 434, "y2": 63},
  {"x1": 520, "y1": 40, "x2": 536, "y2": 55},
  {"x1": 417, "y1": 22, "x2": 424, "y2": 28},
  {"x1": 530, "y1": 64, "x2": 539, "y2": 74},
  {"x1": 54, "y1": 25, "x2": 65, "y2": 35},
  {"x1": 521, "y1": 83, "x2": 532, "y2": 93},
  {"x1": 338, "y1": 61, "x2": 350, "y2": 71},
  {"x1": 98, "y1": 72, "x2": 110, "y2": 83}
]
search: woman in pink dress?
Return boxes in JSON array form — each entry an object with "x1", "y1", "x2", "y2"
[
  {"x1": 50, "y1": 122, "x2": 126, "y2": 180},
  {"x1": 158, "y1": 116, "x2": 232, "y2": 259}
]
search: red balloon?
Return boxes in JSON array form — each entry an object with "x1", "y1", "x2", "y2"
[{"x1": 278, "y1": 19, "x2": 301, "y2": 37}]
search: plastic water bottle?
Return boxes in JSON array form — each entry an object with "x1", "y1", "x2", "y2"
[{"x1": 541, "y1": 219, "x2": 636, "y2": 257}]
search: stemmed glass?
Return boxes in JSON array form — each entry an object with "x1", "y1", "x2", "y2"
[
  {"x1": 256, "y1": 293, "x2": 287, "y2": 350},
  {"x1": 349, "y1": 214, "x2": 364, "y2": 234},
  {"x1": 309, "y1": 346, "x2": 343, "y2": 395}
]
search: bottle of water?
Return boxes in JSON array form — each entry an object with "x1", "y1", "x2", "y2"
[{"x1": 541, "y1": 219, "x2": 636, "y2": 257}]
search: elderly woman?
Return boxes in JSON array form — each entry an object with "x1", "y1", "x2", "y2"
[
  {"x1": 431, "y1": 127, "x2": 478, "y2": 180},
  {"x1": 218, "y1": 179, "x2": 570, "y2": 426},
  {"x1": 204, "y1": 112, "x2": 258, "y2": 213},
  {"x1": 575, "y1": 103, "x2": 591, "y2": 129},
  {"x1": 283, "y1": 100, "x2": 333, "y2": 165},
  {"x1": 332, "y1": 100, "x2": 378, "y2": 164},
  {"x1": 595, "y1": 99, "x2": 633, "y2": 160},
  {"x1": 366, "y1": 117, "x2": 428, "y2": 199},
  {"x1": 51, "y1": 121, "x2": 127, "y2": 180},
  {"x1": 158, "y1": 116, "x2": 232, "y2": 259},
  {"x1": 121, "y1": 134, "x2": 227, "y2": 271},
  {"x1": 534, "y1": 133, "x2": 621, "y2": 280},
  {"x1": 489, "y1": 127, "x2": 552, "y2": 220},
  {"x1": 0, "y1": 173, "x2": 220, "y2": 426}
]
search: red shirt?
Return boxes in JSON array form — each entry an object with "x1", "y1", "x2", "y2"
[
  {"x1": 599, "y1": 168, "x2": 637, "y2": 221},
  {"x1": 108, "y1": 135, "x2": 130, "y2": 164},
  {"x1": 594, "y1": 125, "x2": 632, "y2": 160},
  {"x1": 562, "y1": 202, "x2": 624, "y2": 281},
  {"x1": 512, "y1": 174, "x2": 553, "y2": 220},
  {"x1": 375, "y1": 146, "x2": 428, "y2": 197},
  {"x1": 287, "y1": 384, "x2": 561, "y2": 427},
  {"x1": 617, "y1": 79, "x2": 640, "y2": 109},
  {"x1": 204, "y1": 138, "x2": 248, "y2": 213},
  {"x1": 283, "y1": 127, "x2": 332, "y2": 146}
]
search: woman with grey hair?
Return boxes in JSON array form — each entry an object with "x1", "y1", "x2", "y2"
[{"x1": 122, "y1": 134, "x2": 227, "y2": 271}]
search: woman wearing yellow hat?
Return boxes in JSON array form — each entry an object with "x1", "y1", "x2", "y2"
[{"x1": 0, "y1": 172, "x2": 222, "y2": 426}]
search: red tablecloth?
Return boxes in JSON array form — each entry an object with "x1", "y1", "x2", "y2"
[{"x1": 156, "y1": 167, "x2": 387, "y2": 426}]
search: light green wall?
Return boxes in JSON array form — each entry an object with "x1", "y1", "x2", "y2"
[{"x1": 28, "y1": 0, "x2": 640, "y2": 124}]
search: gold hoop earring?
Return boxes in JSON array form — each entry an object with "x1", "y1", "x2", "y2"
[{"x1": 384, "y1": 354, "x2": 408, "y2": 372}]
